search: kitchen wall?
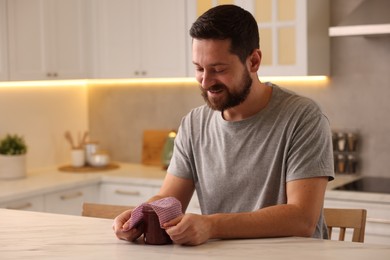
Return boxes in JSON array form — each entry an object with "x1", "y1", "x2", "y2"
[
  {"x1": 88, "y1": 0, "x2": 390, "y2": 177},
  {"x1": 87, "y1": 82, "x2": 203, "y2": 163},
  {"x1": 0, "y1": 85, "x2": 88, "y2": 169}
]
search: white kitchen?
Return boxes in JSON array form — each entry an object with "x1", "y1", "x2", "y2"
[{"x1": 0, "y1": 0, "x2": 390, "y2": 259}]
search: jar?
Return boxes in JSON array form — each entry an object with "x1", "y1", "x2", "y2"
[
  {"x1": 142, "y1": 205, "x2": 172, "y2": 245},
  {"x1": 337, "y1": 132, "x2": 347, "y2": 152},
  {"x1": 337, "y1": 154, "x2": 346, "y2": 173},
  {"x1": 84, "y1": 142, "x2": 99, "y2": 165}
]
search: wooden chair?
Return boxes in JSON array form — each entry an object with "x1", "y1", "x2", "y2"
[
  {"x1": 324, "y1": 208, "x2": 367, "y2": 243},
  {"x1": 82, "y1": 203, "x2": 134, "y2": 219}
]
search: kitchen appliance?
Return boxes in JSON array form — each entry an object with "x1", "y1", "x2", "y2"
[{"x1": 335, "y1": 177, "x2": 390, "y2": 194}]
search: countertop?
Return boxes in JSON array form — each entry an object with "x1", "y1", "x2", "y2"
[
  {"x1": 0, "y1": 163, "x2": 166, "y2": 203},
  {"x1": 1, "y1": 163, "x2": 390, "y2": 204},
  {"x1": 1, "y1": 209, "x2": 390, "y2": 260}
]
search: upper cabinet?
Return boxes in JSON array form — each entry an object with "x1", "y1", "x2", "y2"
[
  {"x1": 7, "y1": 0, "x2": 91, "y2": 80},
  {"x1": 91, "y1": 0, "x2": 187, "y2": 78},
  {"x1": 186, "y1": 0, "x2": 329, "y2": 77},
  {"x1": 0, "y1": 0, "x2": 8, "y2": 81}
]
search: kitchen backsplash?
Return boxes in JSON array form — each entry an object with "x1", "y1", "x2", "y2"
[{"x1": 0, "y1": 86, "x2": 88, "y2": 169}]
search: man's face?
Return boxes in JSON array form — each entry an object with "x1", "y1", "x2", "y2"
[{"x1": 192, "y1": 39, "x2": 252, "y2": 111}]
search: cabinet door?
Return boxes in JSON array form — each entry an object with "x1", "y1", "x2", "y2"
[
  {"x1": 47, "y1": 0, "x2": 90, "y2": 79},
  {"x1": 92, "y1": 0, "x2": 187, "y2": 78},
  {"x1": 44, "y1": 185, "x2": 99, "y2": 216},
  {"x1": 7, "y1": 0, "x2": 49, "y2": 80},
  {"x1": 100, "y1": 183, "x2": 159, "y2": 206},
  {"x1": 186, "y1": 0, "x2": 329, "y2": 76},
  {"x1": 0, "y1": 195, "x2": 45, "y2": 212},
  {"x1": 7, "y1": 0, "x2": 89, "y2": 80},
  {"x1": 92, "y1": 0, "x2": 140, "y2": 78},
  {"x1": 187, "y1": 192, "x2": 201, "y2": 214},
  {"x1": 139, "y1": 0, "x2": 187, "y2": 77},
  {"x1": 254, "y1": 0, "x2": 329, "y2": 76},
  {"x1": 0, "y1": 0, "x2": 8, "y2": 80}
]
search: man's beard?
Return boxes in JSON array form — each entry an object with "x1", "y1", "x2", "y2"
[{"x1": 200, "y1": 69, "x2": 252, "y2": 111}]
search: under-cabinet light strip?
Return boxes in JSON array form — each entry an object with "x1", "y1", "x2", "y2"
[{"x1": 0, "y1": 76, "x2": 328, "y2": 88}]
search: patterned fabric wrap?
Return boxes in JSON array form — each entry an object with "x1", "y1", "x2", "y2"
[{"x1": 125, "y1": 197, "x2": 183, "y2": 230}]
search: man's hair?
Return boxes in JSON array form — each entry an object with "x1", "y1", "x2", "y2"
[{"x1": 189, "y1": 5, "x2": 259, "y2": 64}]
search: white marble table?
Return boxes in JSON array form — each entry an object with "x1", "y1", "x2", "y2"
[{"x1": 1, "y1": 209, "x2": 390, "y2": 260}]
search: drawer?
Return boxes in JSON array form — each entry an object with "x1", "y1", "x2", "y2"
[
  {"x1": 45, "y1": 185, "x2": 99, "y2": 215},
  {"x1": 99, "y1": 183, "x2": 159, "y2": 207},
  {"x1": 0, "y1": 195, "x2": 44, "y2": 212}
]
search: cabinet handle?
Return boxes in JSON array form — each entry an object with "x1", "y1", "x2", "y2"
[
  {"x1": 134, "y1": 71, "x2": 139, "y2": 75},
  {"x1": 46, "y1": 72, "x2": 58, "y2": 77},
  {"x1": 60, "y1": 191, "x2": 83, "y2": 200},
  {"x1": 115, "y1": 190, "x2": 141, "y2": 196},
  {"x1": 141, "y1": 71, "x2": 146, "y2": 76},
  {"x1": 6, "y1": 202, "x2": 32, "y2": 210}
]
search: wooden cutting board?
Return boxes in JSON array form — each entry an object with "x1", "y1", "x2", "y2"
[{"x1": 141, "y1": 129, "x2": 173, "y2": 167}]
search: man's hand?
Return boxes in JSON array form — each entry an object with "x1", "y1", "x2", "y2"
[
  {"x1": 163, "y1": 213, "x2": 213, "y2": 246},
  {"x1": 113, "y1": 209, "x2": 144, "y2": 242}
]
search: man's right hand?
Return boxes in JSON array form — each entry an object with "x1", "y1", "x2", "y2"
[{"x1": 113, "y1": 209, "x2": 144, "y2": 242}]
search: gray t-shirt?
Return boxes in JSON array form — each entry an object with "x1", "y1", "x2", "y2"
[{"x1": 168, "y1": 84, "x2": 335, "y2": 238}]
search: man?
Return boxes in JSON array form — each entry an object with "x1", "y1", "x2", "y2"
[{"x1": 114, "y1": 5, "x2": 334, "y2": 246}]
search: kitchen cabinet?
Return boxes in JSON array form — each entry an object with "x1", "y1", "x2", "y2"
[
  {"x1": 0, "y1": 0, "x2": 8, "y2": 80},
  {"x1": 187, "y1": 193, "x2": 201, "y2": 214},
  {"x1": 329, "y1": 0, "x2": 390, "y2": 37},
  {"x1": 186, "y1": 0, "x2": 329, "y2": 77},
  {"x1": 7, "y1": 0, "x2": 90, "y2": 80},
  {"x1": 44, "y1": 184, "x2": 99, "y2": 216},
  {"x1": 325, "y1": 197, "x2": 390, "y2": 245},
  {"x1": 0, "y1": 195, "x2": 45, "y2": 212},
  {"x1": 99, "y1": 183, "x2": 160, "y2": 206},
  {"x1": 101, "y1": 182, "x2": 201, "y2": 213},
  {"x1": 92, "y1": 0, "x2": 187, "y2": 78}
]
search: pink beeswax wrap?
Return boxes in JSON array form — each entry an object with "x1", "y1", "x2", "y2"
[{"x1": 125, "y1": 197, "x2": 183, "y2": 230}]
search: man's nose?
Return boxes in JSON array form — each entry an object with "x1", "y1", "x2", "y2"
[{"x1": 200, "y1": 72, "x2": 216, "y2": 89}]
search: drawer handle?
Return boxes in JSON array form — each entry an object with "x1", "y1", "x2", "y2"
[
  {"x1": 115, "y1": 190, "x2": 141, "y2": 196},
  {"x1": 60, "y1": 191, "x2": 83, "y2": 200},
  {"x1": 7, "y1": 202, "x2": 32, "y2": 210},
  {"x1": 367, "y1": 218, "x2": 390, "y2": 224}
]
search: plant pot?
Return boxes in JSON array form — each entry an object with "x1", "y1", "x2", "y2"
[{"x1": 0, "y1": 154, "x2": 26, "y2": 180}]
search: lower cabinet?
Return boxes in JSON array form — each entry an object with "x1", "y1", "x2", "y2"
[
  {"x1": 0, "y1": 180, "x2": 203, "y2": 216},
  {"x1": 0, "y1": 195, "x2": 45, "y2": 212},
  {"x1": 100, "y1": 182, "x2": 202, "y2": 214},
  {"x1": 187, "y1": 193, "x2": 201, "y2": 214},
  {"x1": 324, "y1": 197, "x2": 390, "y2": 245},
  {"x1": 45, "y1": 184, "x2": 99, "y2": 215}
]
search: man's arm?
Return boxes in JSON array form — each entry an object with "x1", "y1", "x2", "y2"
[
  {"x1": 149, "y1": 173, "x2": 195, "y2": 213},
  {"x1": 164, "y1": 176, "x2": 328, "y2": 245}
]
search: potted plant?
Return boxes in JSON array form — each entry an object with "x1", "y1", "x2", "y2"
[{"x1": 0, "y1": 134, "x2": 28, "y2": 180}]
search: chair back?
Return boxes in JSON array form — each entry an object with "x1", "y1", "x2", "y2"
[
  {"x1": 324, "y1": 208, "x2": 367, "y2": 243},
  {"x1": 82, "y1": 203, "x2": 133, "y2": 219}
]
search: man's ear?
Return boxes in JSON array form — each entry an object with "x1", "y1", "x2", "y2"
[{"x1": 248, "y1": 49, "x2": 261, "y2": 72}]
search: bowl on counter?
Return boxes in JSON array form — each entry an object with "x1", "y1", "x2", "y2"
[{"x1": 88, "y1": 152, "x2": 110, "y2": 167}]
